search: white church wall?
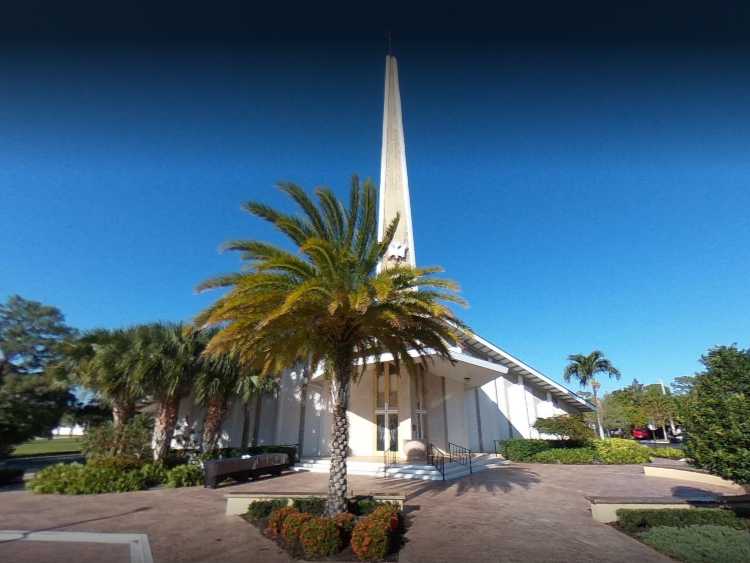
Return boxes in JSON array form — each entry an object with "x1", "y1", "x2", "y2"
[
  {"x1": 477, "y1": 377, "x2": 512, "y2": 449},
  {"x1": 303, "y1": 382, "x2": 332, "y2": 457},
  {"x1": 274, "y1": 368, "x2": 304, "y2": 445},
  {"x1": 424, "y1": 371, "x2": 447, "y2": 449},
  {"x1": 348, "y1": 369, "x2": 375, "y2": 456},
  {"x1": 397, "y1": 366, "x2": 412, "y2": 455},
  {"x1": 463, "y1": 388, "x2": 480, "y2": 451},
  {"x1": 444, "y1": 378, "x2": 468, "y2": 446},
  {"x1": 255, "y1": 391, "x2": 279, "y2": 445}
]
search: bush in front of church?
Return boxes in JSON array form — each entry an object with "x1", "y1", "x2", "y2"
[
  {"x1": 533, "y1": 414, "x2": 595, "y2": 441},
  {"x1": 351, "y1": 504, "x2": 401, "y2": 561},
  {"x1": 530, "y1": 447, "x2": 597, "y2": 464},
  {"x1": 299, "y1": 516, "x2": 343, "y2": 559},
  {"x1": 502, "y1": 437, "x2": 653, "y2": 464}
]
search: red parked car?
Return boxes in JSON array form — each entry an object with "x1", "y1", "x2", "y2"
[{"x1": 631, "y1": 427, "x2": 652, "y2": 440}]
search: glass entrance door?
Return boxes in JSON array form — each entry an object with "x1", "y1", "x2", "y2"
[{"x1": 375, "y1": 363, "x2": 399, "y2": 452}]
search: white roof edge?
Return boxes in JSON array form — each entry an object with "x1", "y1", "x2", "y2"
[
  {"x1": 310, "y1": 347, "x2": 509, "y2": 379},
  {"x1": 462, "y1": 330, "x2": 597, "y2": 411}
]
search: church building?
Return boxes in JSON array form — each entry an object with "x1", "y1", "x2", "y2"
[{"x1": 176, "y1": 55, "x2": 594, "y2": 470}]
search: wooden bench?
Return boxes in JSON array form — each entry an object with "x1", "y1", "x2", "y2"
[
  {"x1": 204, "y1": 453, "x2": 290, "y2": 489},
  {"x1": 224, "y1": 491, "x2": 406, "y2": 515}
]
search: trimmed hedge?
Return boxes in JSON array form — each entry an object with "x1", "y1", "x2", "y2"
[
  {"x1": 530, "y1": 448, "x2": 597, "y2": 464},
  {"x1": 502, "y1": 439, "x2": 559, "y2": 461},
  {"x1": 640, "y1": 525, "x2": 750, "y2": 563},
  {"x1": 300, "y1": 516, "x2": 342, "y2": 559},
  {"x1": 503, "y1": 438, "x2": 654, "y2": 465},
  {"x1": 594, "y1": 438, "x2": 652, "y2": 465},
  {"x1": 617, "y1": 508, "x2": 748, "y2": 534}
]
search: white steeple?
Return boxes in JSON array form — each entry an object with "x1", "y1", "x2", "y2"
[{"x1": 378, "y1": 55, "x2": 416, "y2": 268}]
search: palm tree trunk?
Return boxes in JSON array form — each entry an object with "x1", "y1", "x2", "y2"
[
  {"x1": 153, "y1": 396, "x2": 180, "y2": 462},
  {"x1": 112, "y1": 400, "x2": 135, "y2": 428},
  {"x1": 592, "y1": 385, "x2": 605, "y2": 439},
  {"x1": 326, "y1": 354, "x2": 352, "y2": 516},
  {"x1": 297, "y1": 361, "x2": 311, "y2": 458},
  {"x1": 202, "y1": 397, "x2": 227, "y2": 452}
]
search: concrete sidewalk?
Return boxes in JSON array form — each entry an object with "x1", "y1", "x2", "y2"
[{"x1": 0, "y1": 463, "x2": 740, "y2": 562}]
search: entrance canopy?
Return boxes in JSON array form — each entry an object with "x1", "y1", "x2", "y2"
[{"x1": 310, "y1": 348, "x2": 508, "y2": 388}]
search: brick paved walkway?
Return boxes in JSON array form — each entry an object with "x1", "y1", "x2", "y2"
[{"x1": 0, "y1": 463, "x2": 739, "y2": 562}]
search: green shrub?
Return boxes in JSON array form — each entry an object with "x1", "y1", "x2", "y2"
[
  {"x1": 594, "y1": 438, "x2": 651, "y2": 464},
  {"x1": 138, "y1": 462, "x2": 167, "y2": 487},
  {"x1": 649, "y1": 447, "x2": 685, "y2": 460},
  {"x1": 246, "y1": 499, "x2": 289, "y2": 522},
  {"x1": 639, "y1": 525, "x2": 750, "y2": 563},
  {"x1": 299, "y1": 516, "x2": 342, "y2": 559},
  {"x1": 280, "y1": 511, "x2": 313, "y2": 550},
  {"x1": 86, "y1": 455, "x2": 143, "y2": 472},
  {"x1": 0, "y1": 467, "x2": 24, "y2": 485},
  {"x1": 28, "y1": 462, "x2": 149, "y2": 494},
  {"x1": 531, "y1": 447, "x2": 597, "y2": 464},
  {"x1": 683, "y1": 346, "x2": 750, "y2": 485},
  {"x1": 164, "y1": 463, "x2": 203, "y2": 488},
  {"x1": 82, "y1": 415, "x2": 153, "y2": 464},
  {"x1": 351, "y1": 511, "x2": 393, "y2": 561},
  {"x1": 502, "y1": 439, "x2": 555, "y2": 461},
  {"x1": 617, "y1": 508, "x2": 747, "y2": 534},
  {"x1": 533, "y1": 414, "x2": 595, "y2": 441},
  {"x1": 266, "y1": 507, "x2": 298, "y2": 539},
  {"x1": 292, "y1": 497, "x2": 326, "y2": 515}
]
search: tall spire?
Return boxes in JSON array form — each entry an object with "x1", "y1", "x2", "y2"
[{"x1": 378, "y1": 55, "x2": 416, "y2": 268}]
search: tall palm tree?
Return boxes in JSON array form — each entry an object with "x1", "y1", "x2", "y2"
[
  {"x1": 195, "y1": 352, "x2": 245, "y2": 452},
  {"x1": 132, "y1": 323, "x2": 207, "y2": 463},
  {"x1": 195, "y1": 177, "x2": 465, "y2": 515},
  {"x1": 63, "y1": 328, "x2": 144, "y2": 427},
  {"x1": 563, "y1": 350, "x2": 621, "y2": 438}
]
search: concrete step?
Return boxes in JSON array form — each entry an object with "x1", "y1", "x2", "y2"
[{"x1": 292, "y1": 454, "x2": 508, "y2": 481}]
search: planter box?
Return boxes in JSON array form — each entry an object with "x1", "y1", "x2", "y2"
[{"x1": 204, "y1": 453, "x2": 290, "y2": 489}]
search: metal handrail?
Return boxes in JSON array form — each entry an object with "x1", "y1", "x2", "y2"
[
  {"x1": 427, "y1": 443, "x2": 446, "y2": 480},
  {"x1": 383, "y1": 449, "x2": 398, "y2": 478},
  {"x1": 448, "y1": 441, "x2": 473, "y2": 474}
]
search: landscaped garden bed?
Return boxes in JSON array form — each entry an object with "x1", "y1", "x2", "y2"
[
  {"x1": 500, "y1": 437, "x2": 668, "y2": 465},
  {"x1": 242, "y1": 496, "x2": 406, "y2": 561},
  {"x1": 612, "y1": 508, "x2": 750, "y2": 563}
]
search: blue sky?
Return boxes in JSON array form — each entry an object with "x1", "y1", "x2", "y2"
[{"x1": 1, "y1": 44, "x2": 748, "y2": 394}]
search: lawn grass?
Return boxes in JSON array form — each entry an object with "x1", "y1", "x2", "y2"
[{"x1": 11, "y1": 437, "x2": 84, "y2": 457}]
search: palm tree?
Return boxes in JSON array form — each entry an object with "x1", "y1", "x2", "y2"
[
  {"x1": 195, "y1": 352, "x2": 245, "y2": 452},
  {"x1": 195, "y1": 177, "x2": 465, "y2": 515},
  {"x1": 563, "y1": 350, "x2": 621, "y2": 438},
  {"x1": 235, "y1": 373, "x2": 277, "y2": 449},
  {"x1": 132, "y1": 323, "x2": 207, "y2": 463},
  {"x1": 63, "y1": 328, "x2": 144, "y2": 427}
]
